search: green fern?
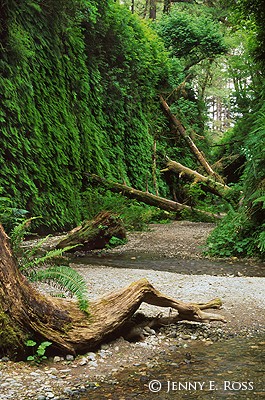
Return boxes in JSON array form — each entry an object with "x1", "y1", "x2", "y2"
[
  {"x1": 24, "y1": 234, "x2": 52, "y2": 259},
  {"x1": 11, "y1": 218, "x2": 89, "y2": 314},
  {"x1": 11, "y1": 217, "x2": 40, "y2": 255},
  {"x1": 28, "y1": 266, "x2": 89, "y2": 314},
  {"x1": 21, "y1": 245, "x2": 79, "y2": 272},
  {"x1": 257, "y1": 229, "x2": 265, "y2": 253}
]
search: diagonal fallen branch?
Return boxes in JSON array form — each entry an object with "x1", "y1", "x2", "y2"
[
  {"x1": 161, "y1": 158, "x2": 231, "y2": 198},
  {"x1": 159, "y1": 95, "x2": 224, "y2": 183}
]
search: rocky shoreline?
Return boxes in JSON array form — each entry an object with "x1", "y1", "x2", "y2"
[{"x1": 1, "y1": 321, "x2": 264, "y2": 400}]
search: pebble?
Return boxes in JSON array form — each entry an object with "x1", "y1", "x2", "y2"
[
  {"x1": 30, "y1": 371, "x2": 41, "y2": 377},
  {"x1": 88, "y1": 361, "x2": 98, "y2": 368},
  {"x1": 53, "y1": 356, "x2": 61, "y2": 363},
  {"x1": 65, "y1": 355, "x2": 74, "y2": 361},
  {"x1": 181, "y1": 334, "x2": 191, "y2": 340},
  {"x1": 87, "y1": 352, "x2": 96, "y2": 361}
]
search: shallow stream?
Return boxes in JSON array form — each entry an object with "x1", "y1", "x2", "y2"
[
  {"x1": 72, "y1": 251, "x2": 265, "y2": 399},
  {"x1": 71, "y1": 251, "x2": 265, "y2": 277},
  {"x1": 79, "y1": 334, "x2": 264, "y2": 399}
]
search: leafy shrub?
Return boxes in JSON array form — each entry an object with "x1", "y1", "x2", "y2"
[
  {"x1": 207, "y1": 105, "x2": 265, "y2": 259},
  {"x1": 82, "y1": 188, "x2": 173, "y2": 231},
  {"x1": 25, "y1": 340, "x2": 52, "y2": 364}
]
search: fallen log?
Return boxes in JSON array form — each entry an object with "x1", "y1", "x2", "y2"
[
  {"x1": 161, "y1": 158, "x2": 231, "y2": 198},
  {"x1": 159, "y1": 95, "x2": 224, "y2": 183},
  {"x1": 89, "y1": 174, "x2": 223, "y2": 220},
  {"x1": 0, "y1": 223, "x2": 225, "y2": 359},
  {"x1": 56, "y1": 211, "x2": 126, "y2": 251}
]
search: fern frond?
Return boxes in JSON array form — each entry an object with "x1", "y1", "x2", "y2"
[
  {"x1": 25, "y1": 234, "x2": 52, "y2": 259},
  {"x1": 28, "y1": 265, "x2": 90, "y2": 314},
  {"x1": 257, "y1": 229, "x2": 265, "y2": 253},
  {"x1": 11, "y1": 217, "x2": 41, "y2": 254},
  {"x1": 21, "y1": 245, "x2": 79, "y2": 271}
]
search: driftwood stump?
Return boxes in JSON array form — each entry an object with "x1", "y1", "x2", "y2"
[
  {"x1": 0, "y1": 223, "x2": 225, "y2": 360},
  {"x1": 56, "y1": 211, "x2": 126, "y2": 251}
]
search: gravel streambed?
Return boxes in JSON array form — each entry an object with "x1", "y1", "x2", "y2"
[{"x1": 1, "y1": 221, "x2": 264, "y2": 399}]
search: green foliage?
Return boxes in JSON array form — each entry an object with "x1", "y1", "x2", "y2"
[
  {"x1": 0, "y1": 0, "x2": 169, "y2": 232},
  {"x1": 28, "y1": 266, "x2": 89, "y2": 313},
  {"x1": 155, "y1": 4, "x2": 227, "y2": 70},
  {"x1": 232, "y1": 0, "x2": 265, "y2": 65},
  {"x1": 25, "y1": 340, "x2": 52, "y2": 364},
  {"x1": 82, "y1": 188, "x2": 174, "y2": 231},
  {"x1": 207, "y1": 105, "x2": 265, "y2": 259},
  {"x1": 206, "y1": 208, "x2": 254, "y2": 257},
  {"x1": 0, "y1": 190, "x2": 29, "y2": 233},
  {"x1": 107, "y1": 236, "x2": 127, "y2": 248},
  {"x1": 10, "y1": 217, "x2": 40, "y2": 255},
  {"x1": 11, "y1": 219, "x2": 90, "y2": 313}
]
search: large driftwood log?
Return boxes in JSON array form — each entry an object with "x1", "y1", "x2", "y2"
[
  {"x1": 0, "y1": 223, "x2": 225, "y2": 359},
  {"x1": 160, "y1": 95, "x2": 224, "y2": 183},
  {"x1": 56, "y1": 211, "x2": 126, "y2": 251},
  {"x1": 161, "y1": 158, "x2": 231, "y2": 198},
  {"x1": 89, "y1": 174, "x2": 223, "y2": 220}
]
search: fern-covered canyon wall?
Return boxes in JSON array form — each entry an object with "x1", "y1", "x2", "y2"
[{"x1": 0, "y1": 0, "x2": 168, "y2": 231}]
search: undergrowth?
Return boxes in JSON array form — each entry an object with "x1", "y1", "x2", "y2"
[
  {"x1": 11, "y1": 218, "x2": 90, "y2": 314},
  {"x1": 82, "y1": 188, "x2": 175, "y2": 230}
]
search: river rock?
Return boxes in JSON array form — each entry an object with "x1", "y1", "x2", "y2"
[
  {"x1": 66, "y1": 354, "x2": 75, "y2": 361},
  {"x1": 79, "y1": 358, "x2": 88, "y2": 366},
  {"x1": 87, "y1": 352, "x2": 96, "y2": 361}
]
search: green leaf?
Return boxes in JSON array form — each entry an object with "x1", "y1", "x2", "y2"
[
  {"x1": 25, "y1": 340, "x2": 37, "y2": 347},
  {"x1": 28, "y1": 266, "x2": 90, "y2": 314}
]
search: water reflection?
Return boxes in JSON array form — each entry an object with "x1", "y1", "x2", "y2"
[{"x1": 78, "y1": 336, "x2": 264, "y2": 399}]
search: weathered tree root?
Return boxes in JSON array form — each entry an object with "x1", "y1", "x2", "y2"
[{"x1": 0, "y1": 223, "x2": 225, "y2": 359}]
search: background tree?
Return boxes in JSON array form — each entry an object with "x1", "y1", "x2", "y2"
[{"x1": 207, "y1": 0, "x2": 265, "y2": 258}]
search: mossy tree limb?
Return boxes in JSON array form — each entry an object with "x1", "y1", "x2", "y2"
[
  {"x1": 161, "y1": 158, "x2": 231, "y2": 197},
  {"x1": 56, "y1": 211, "x2": 126, "y2": 251},
  {"x1": 0, "y1": 223, "x2": 225, "y2": 360},
  {"x1": 159, "y1": 95, "x2": 224, "y2": 183},
  {"x1": 89, "y1": 174, "x2": 223, "y2": 220}
]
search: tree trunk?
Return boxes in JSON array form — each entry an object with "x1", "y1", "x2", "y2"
[
  {"x1": 149, "y1": 0, "x2": 156, "y2": 19},
  {"x1": 161, "y1": 158, "x2": 231, "y2": 198},
  {"x1": 89, "y1": 174, "x2": 223, "y2": 220},
  {"x1": 159, "y1": 95, "x2": 224, "y2": 183},
  {"x1": 0, "y1": 223, "x2": 225, "y2": 360},
  {"x1": 56, "y1": 211, "x2": 126, "y2": 251}
]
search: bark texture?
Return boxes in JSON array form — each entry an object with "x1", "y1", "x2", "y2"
[
  {"x1": 160, "y1": 95, "x2": 224, "y2": 183},
  {"x1": 89, "y1": 174, "x2": 223, "y2": 220},
  {"x1": 56, "y1": 211, "x2": 126, "y2": 251},
  {"x1": 161, "y1": 158, "x2": 231, "y2": 197},
  {"x1": 0, "y1": 223, "x2": 225, "y2": 360}
]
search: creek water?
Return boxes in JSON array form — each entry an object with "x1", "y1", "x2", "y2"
[
  {"x1": 79, "y1": 335, "x2": 264, "y2": 399},
  {"x1": 71, "y1": 252, "x2": 265, "y2": 277}
]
